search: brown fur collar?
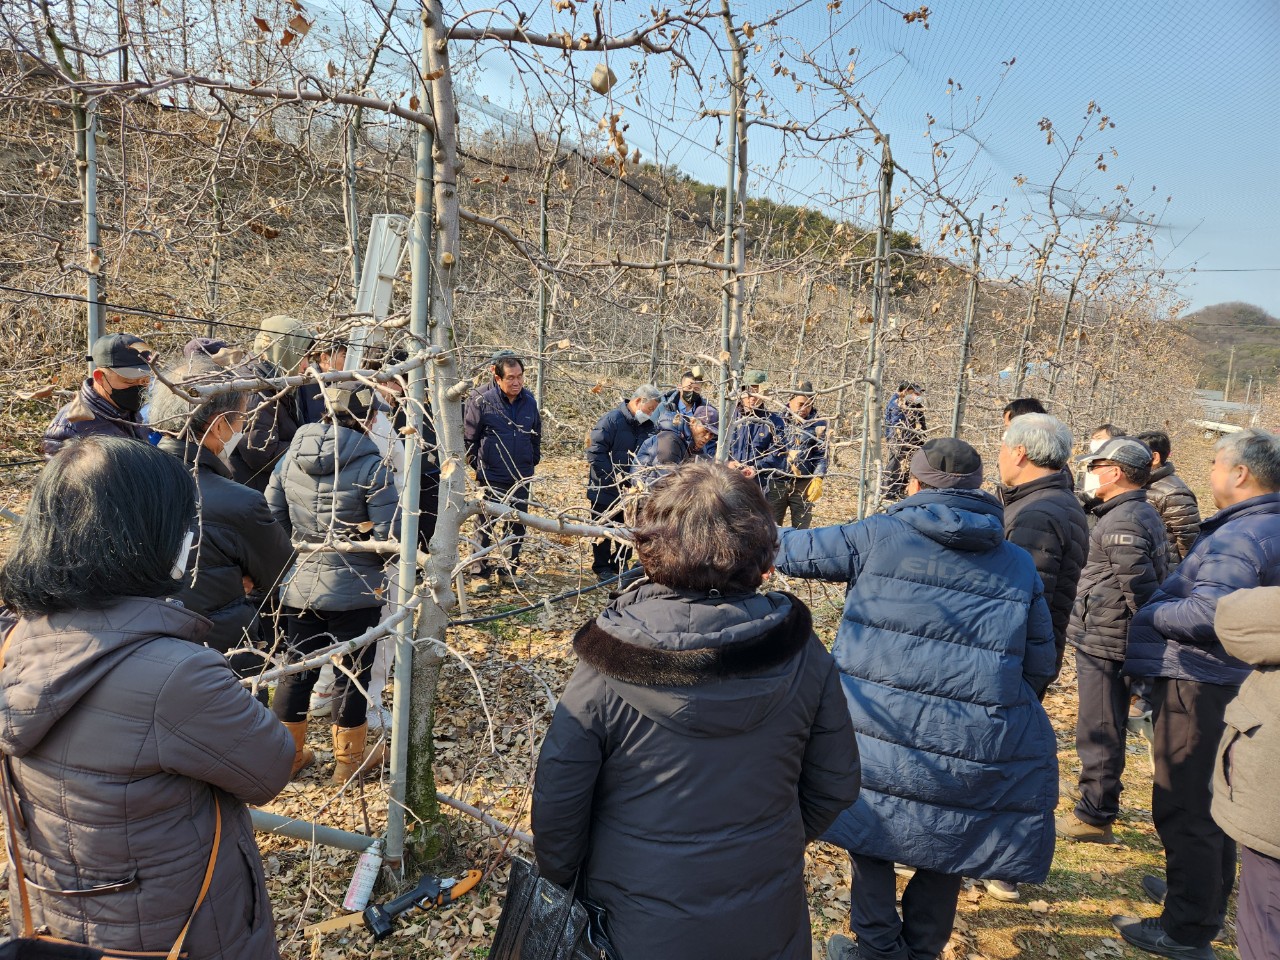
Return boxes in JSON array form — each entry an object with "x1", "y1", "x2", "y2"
[{"x1": 572, "y1": 593, "x2": 813, "y2": 687}]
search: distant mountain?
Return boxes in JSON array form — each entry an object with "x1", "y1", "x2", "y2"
[{"x1": 1183, "y1": 302, "x2": 1280, "y2": 396}]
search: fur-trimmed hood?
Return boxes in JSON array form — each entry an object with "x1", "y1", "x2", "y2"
[{"x1": 573, "y1": 584, "x2": 819, "y2": 737}]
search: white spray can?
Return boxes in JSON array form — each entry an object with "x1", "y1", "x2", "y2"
[{"x1": 342, "y1": 840, "x2": 383, "y2": 912}]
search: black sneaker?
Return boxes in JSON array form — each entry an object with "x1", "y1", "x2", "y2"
[
  {"x1": 825, "y1": 934, "x2": 866, "y2": 960},
  {"x1": 1111, "y1": 916, "x2": 1214, "y2": 960}
]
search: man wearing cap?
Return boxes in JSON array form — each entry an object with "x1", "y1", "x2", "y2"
[
  {"x1": 658, "y1": 368, "x2": 706, "y2": 420},
  {"x1": 882, "y1": 382, "x2": 927, "y2": 502},
  {"x1": 43, "y1": 333, "x2": 155, "y2": 459},
  {"x1": 768, "y1": 381, "x2": 829, "y2": 529},
  {"x1": 630, "y1": 404, "x2": 719, "y2": 489},
  {"x1": 1115, "y1": 429, "x2": 1280, "y2": 960},
  {"x1": 1058, "y1": 437, "x2": 1170, "y2": 845},
  {"x1": 776, "y1": 437, "x2": 1057, "y2": 960},
  {"x1": 464, "y1": 352, "x2": 542, "y2": 591},
  {"x1": 726, "y1": 370, "x2": 787, "y2": 491}
]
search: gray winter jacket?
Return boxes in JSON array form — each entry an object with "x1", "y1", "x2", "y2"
[
  {"x1": 0, "y1": 598, "x2": 293, "y2": 959},
  {"x1": 532, "y1": 586, "x2": 859, "y2": 960},
  {"x1": 1066, "y1": 489, "x2": 1171, "y2": 662},
  {"x1": 266, "y1": 421, "x2": 399, "y2": 611},
  {"x1": 1145, "y1": 461, "x2": 1202, "y2": 561},
  {"x1": 1211, "y1": 586, "x2": 1280, "y2": 860}
]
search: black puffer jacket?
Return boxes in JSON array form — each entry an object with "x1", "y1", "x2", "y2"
[
  {"x1": 159, "y1": 438, "x2": 294, "y2": 654},
  {"x1": 1000, "y1": 470, "x2": 1089, "y2": 672},
  {"x1": 1066, "y1": 489, "x2": 1171, "y2": 661},
  {"x1": 532, "y1": 586, "x2": 860, "y2": 960},
  {"x1": 1145, "y1": 461, "x2": 1202, "y2": 561}
]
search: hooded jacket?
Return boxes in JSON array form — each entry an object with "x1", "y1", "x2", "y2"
[
  {"x1": 1211, "y1": 587, "x2": 1280, "y2": 860},
  {"x1": 532, "y1": 586, "x2": 859, "y2": 960},
  {"x1": 586, "y1": 400, "x2": 655, "y2": 511},
  {"x1": 265, "y1": 421, "x2": 399, "y2": 611},
  {"x1": 463, "y1": 382, "x2": 542, "y2": 488},
  {"x1": 158, "y1": 437, "x2": 294, "y2": 654},
  {"x1": 43, "y1": 380, "x2": 150, "y2": 459},
  {"x1": 783, "y1": 407, "x2": 829, "y2": 478},
  {"x1": 1065, "y1": 489, "x2": 1171, "y2": 662},
  {"x1": 0, "y1": 598, "x2": 293, "y2": 959},
  {"x1": 775, "y1": 489, "x2": 1058, "y2": 882},
  {"x1": 1126, "y1": 493, "x2": 1280, "y2": 686},
  {"x1": 1145, "y1": 461, "x2": 1202, "y2": 561},
  {"x1": 999, "y1": 470, "x2": 1089, "y2": 668},
  {"x1": 630, "y1": 412, "x2": 716, "y2": 488}
]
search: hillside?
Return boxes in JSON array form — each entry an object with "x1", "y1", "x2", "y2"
[{"x1": 1183, "y1": 302, "x2": 1280, "y2": 396}]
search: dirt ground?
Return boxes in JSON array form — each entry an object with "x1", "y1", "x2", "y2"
[{"x1": 0, "y1": 435, "x2": 1240, "y2": 959}]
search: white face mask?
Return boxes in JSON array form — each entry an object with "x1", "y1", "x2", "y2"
[
  {"x1": 1082, "y1": 470, "x2": 1102, "y2": 495},
  {"x1": 634, "y1": 408, "x2": 651, "y2": 423},
  {"x1": 1089, "y1": 437, "x2": 1107, "y2": 453},
  {"x1": 221, "y1": 429, "x2": 244, "y2": 460},
  {"x1": 170, "y1": 529, "x2": 196, "y2": 579}
]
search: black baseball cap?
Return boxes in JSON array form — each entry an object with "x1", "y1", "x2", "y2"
[{"x1": 90, "y1": 333, "x2": 153, "y2": 377}]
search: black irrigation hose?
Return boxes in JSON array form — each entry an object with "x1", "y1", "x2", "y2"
[
  {"x1": 0, "y1": 459, "x2": 44, "y2": 469},
  {"x1": 449, "y1": 569, "x2": 631, "y2": 627}
]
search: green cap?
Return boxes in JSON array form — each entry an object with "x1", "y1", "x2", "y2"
[{"x1": 743, "y1": 369, "x2": 768, "y2": 386}]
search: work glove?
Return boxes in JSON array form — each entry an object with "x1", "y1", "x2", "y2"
[{"x1": 805, "y1": 477, "x2": 823, "y2": 502}]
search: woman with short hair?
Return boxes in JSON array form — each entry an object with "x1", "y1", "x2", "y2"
[
  {"x1": 532, "y1": 461, "x2": 860, "y2": 960},
  {"x1": 0, "y1": 436, "x2": 293, "y2": 959}
]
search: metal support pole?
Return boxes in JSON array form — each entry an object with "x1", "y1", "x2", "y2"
[
  {"x1": 84, "y1": 102, "x2": 103, "y2": 372},
  {"x1": 384, "y1": 16, "x2": 434, "y2": 867},
  {"x1": 647, "y1": 202, "x2": 672, "y2": 385},
  {"x1": 790, "y1": 278, "x2": 815, "y2": 387},
  {"x1": 250, "y1": 809, "x2": 372, "y2": 853},
  {"x1": 857, "y1": 137, "x2": 892, "y2": 519},
  {"x1": 949, "y1": 213, "x2": 982, "y2": 437}
]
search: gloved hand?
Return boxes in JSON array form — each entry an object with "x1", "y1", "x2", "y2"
[{"x1": 804, "y1": 477, "x2": 823, "y2": 502}]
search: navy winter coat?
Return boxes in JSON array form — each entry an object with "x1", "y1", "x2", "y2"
[
  {"x1": 533, "y1": 586, "x2": 859, "y2": 960},
  {"x1": 783, "y1": 408, "x2": 829, "y2": 477},
  {"x1": 1126, "y1": 492, "x2": 1280, "y2": 686},
  {"x1": 586, "y1": 400, "x2": 655, "y2": 511},
  {"x1": 727, "y1": 407, "x2": 787, "y2": 487},
  {"x1": 43, "y1": 380, "x2": 150, "y2": 458},
  {"x1": 630, "y1": 414, "x2": 715, "y2": 487},
  {"x1": 775, "y1": 489, "x2": 1058, "y2": 882},
  {"x1": 463, "y1": 382, "x2": 541, "y2": 488}
]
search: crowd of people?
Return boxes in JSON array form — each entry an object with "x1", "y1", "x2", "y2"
[{"x1": 0, "y1": 321, "x2": 1277, "y2": 960}]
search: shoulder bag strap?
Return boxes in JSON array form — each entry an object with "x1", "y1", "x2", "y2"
[{"x1": 0, "y1": 624, "x2": 221, "y2": 959}]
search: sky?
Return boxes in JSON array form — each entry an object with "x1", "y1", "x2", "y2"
[
  {"x1": 295, "y1": 0, "x2": 1279, "y2": 317},
  {"x1": 450, "y1": 0, "x2": 1280, "y2": 318}
]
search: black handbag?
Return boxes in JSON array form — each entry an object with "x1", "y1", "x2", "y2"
[{"x1": 488, "y1": 857, "x2": 619, "y2": 960}]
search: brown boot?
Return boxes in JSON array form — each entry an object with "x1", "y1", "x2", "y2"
[
  {"x1": 331, "y1": 723, "x2": 387, "y2": 784},
  {"x1": 281, "y1": 720, "x2": 314, "y2": 778}
]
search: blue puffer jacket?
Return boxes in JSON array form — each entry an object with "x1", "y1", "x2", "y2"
[
  {"x1": 1125, "y1": 493, "x2": 1280, "y2": 686},
  {"x1": 775, "y1": 489, "x2": 1058, "y2": 882},
  {"x1": 727, "y1": 407, "x2": 786, "y2": 487},
  {"x1": 630, "y1": 414, "x2": 715, "y2": 487},
  {"x1": 463, "y1": 382, "x2": 542, "y2": 488},
  {"x1": 587, "y1": 400, "x2": 655, "y2": 510}
]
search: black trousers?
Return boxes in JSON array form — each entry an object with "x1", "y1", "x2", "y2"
[
  {"x1": 1238, "y1": 846, "x2": 1280, "y2": 960},
  {"x1": 272, "y1": 607, "x2": 382, "y2": 728},
  {"x1": 849, "y1": 853, "x2": 962, "y2": 960},
  {"x1": 1152, "y1": 677, "x2": 1239, "y2": 948},
  {"x1": 589, "y1": 496, "x2": 629, "y2": 577},
  {"x1": 1073, "y1": 649, "x2": 1131, "y2": 826},
  {"x1": 476, "y1": 478, "x2": 530, "y2": 573}
]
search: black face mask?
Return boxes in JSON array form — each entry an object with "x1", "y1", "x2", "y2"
[
  {"x1": 109, "y1": 382, "x2": 146, "y2": 412},
  {"x1": 680, "y1": 389, "x2": 697, "y2": 403}
]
